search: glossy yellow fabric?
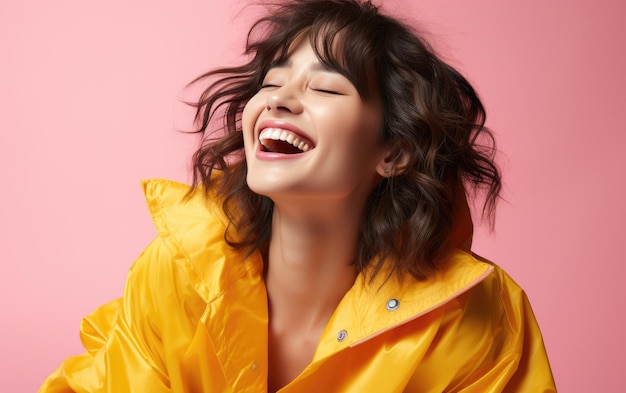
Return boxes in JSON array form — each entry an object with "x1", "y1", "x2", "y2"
[{"x1": 40, "y1": 179, "x2": 556, "y2": 392}]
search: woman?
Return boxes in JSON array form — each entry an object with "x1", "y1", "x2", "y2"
[{"x1": 40, "y1": 0, "x2": 556, "y2": 391}]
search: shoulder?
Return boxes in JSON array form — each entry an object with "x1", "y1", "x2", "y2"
[
  {"x1": 426, "y1": 255, "x2": 538, "y2": 370},
  {"x1": 447, "y1": 255, "x2": 556, "y2": 389},
  {"x1": 409, "y1": 255, "x2": 555, "y2": 391},
  {"x1": 449, "y1": 254, "x2": 537, "y2": 350},
  {"x1": 470, "y1": 254, "x2": 528, "y2": 315}
]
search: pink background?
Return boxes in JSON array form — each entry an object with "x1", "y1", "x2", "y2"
[{"x1": 1, "y1": 0, "x2": 624, "y2": 391}]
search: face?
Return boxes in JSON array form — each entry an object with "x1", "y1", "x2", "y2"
[{"x1": 242, "y1": 38, "x2": 388, "y2": 204}]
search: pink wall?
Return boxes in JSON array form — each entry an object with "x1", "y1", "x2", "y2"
[{"x1": 1, "y1": 1, "x2": 623, "y2": 391}]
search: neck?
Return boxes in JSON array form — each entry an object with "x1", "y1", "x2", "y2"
[
  {"x1": 263, "y1": 192, "x2": 372, "y2": 392},
  {"x1": 265, "y1": 200, "x2": 361, "y2": 334}
]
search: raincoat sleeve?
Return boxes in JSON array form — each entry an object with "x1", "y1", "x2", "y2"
[{"x1": 38, "y1": 238, "x2": 172, "y2": 393}]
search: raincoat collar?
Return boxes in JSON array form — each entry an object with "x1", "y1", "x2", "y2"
[{"x1": 142, "y1": 178, "x2": 493, "y2": 365}]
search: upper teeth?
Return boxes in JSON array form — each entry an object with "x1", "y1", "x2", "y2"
[{"x1": 259, "y1": 128, "x2": 311, "y2": 152}]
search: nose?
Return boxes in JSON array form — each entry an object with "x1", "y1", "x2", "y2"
[{"x1": 265, "y1": 85, "x2": 303, "y2": 114}]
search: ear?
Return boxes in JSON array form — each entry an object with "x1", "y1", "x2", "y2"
[{"x1": 376, "y1": 145, "x2": 411, "y2": 177}]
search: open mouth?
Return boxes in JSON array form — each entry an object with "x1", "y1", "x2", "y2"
[{"x1": 259, "y1": 128, "x2": 314, "y2": 154}]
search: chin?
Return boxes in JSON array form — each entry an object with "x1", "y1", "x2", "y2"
[{"x1": 246, "y1": 172, "x2": 286, "y2": 197}]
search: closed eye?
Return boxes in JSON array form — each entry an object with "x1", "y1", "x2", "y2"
[{"x1": 313, "y1": 88, "x2": 343, "y2": 95}]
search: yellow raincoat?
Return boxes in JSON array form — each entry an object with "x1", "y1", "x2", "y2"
[{"x1": 40, "y1": 179, "x2": 556, "y2": 392}]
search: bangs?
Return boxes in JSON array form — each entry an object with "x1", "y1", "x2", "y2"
[
  {"x1": 247, "y1": 2, "x2": 382, "y2": 102},
  {"x1": 308, "y1": 21, "x2": 379, "y2": 102}
]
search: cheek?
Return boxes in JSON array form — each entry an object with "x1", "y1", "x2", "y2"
[
  {"x1": 242, "y1": 96, "x2": 265, "y2": 143},
  {"x1": 332, "y1": 108, "x2": 381, "y2": 147},
  {"x1": 241, "y1": 99, "x2": 256, "y2": 131}
]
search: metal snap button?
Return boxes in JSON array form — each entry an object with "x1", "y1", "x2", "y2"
[
  {"x1": 386, "y1": 298, "x2": 400, "y2": 311},
  {"x1": 337, "y1": 329, "x2": 348, "y2": 342}
]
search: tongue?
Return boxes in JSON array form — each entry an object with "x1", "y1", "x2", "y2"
[{"x1": 264, "y1": 139, "x2": 303, "y2": 154}]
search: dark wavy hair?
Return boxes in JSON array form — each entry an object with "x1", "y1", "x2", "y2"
[{"x1": 189, "y1": 0, "x2": 501, "y2": 280}]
